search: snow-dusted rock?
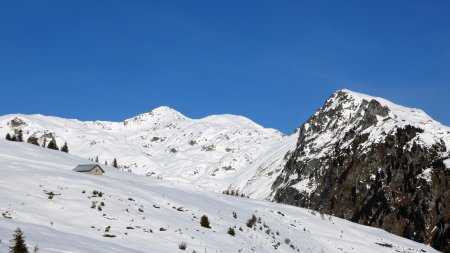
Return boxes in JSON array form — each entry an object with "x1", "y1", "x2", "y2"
[{"x1": 273, "y1": 89, "x2": 450, "y2": 252}]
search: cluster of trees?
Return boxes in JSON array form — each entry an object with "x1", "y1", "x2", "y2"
[
  {"x1": 5, "y1": 130, "x2": 23, "y2": 142},
  {"x1": 90, "y1": 156, "x2": 119, "y2": 168},
  {"x1": 5, "y1": 130, "x2": 122, "y2": 169},
  {"x1": 5, "y1": 131, "x2": 69, "y2": 153},
  {"x1": 9, "y1": 227, "x2": 39, "y2": 253},
  {"x1": 222, "y1": 189, "x2": 246, "y2": 198}
]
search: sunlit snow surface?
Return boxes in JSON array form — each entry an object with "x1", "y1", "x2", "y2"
[
  {"x1": 0, "y1": 140, "x2": 439, "y2": 253},
  {"x1": 0, "y1": 107, "x2": 298, "y2": 199}
]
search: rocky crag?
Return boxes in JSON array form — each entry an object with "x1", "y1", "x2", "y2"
[{"x1": 273, "y1": 90, "x2": 450, "y2": 252}]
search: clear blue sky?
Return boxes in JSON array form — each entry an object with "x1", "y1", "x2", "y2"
[{"x1": 1, "y1": 1, "x2": 449, "y2": 134}]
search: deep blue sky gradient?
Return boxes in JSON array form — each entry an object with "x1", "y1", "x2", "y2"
[{"x1": 1, "y1": 1, "x2": 449, "y2": 133}]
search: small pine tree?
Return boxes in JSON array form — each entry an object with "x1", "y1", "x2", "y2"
[
  {"x1": 95, "y1": 156, "x2": 99, "y2": 163},
  {"x1": 9, "y1": 228, "x2": 29, "y2": 253},
  {"x1": 246, "y1": 214, "x2": 257, "y2": 228},
  {"x1": 6, "y1": 133, "x2": 12, "y2": 141},
  {"x1": 227, "y1": 227, "x2": 235, "y2": 236},
  {"x1": 11, "y1": 135, "x2": 18, "y2": 141},
  {"x1": 104, "y1": 160, "x2": 108, "y2": 165},
  {"x1": 200, "y1": 215, "x2": 210, "y2": 228},
  {"x1": 178, "y1": 241, "x2": 187, "y2": 250},
  {"x1": 47, "y1": 139, "x2": 59, "y2": 150},
  {"x1": 112, "y1": 158, "x2": 118, "y2": 168},
  {"x1": 61, "y1": 142, "x2": 69, "y2": 153},
  {"x1": 16, "y1": 130, "x2": 23, "y2": 142},
  {"x1": 41, "y1": 139, "x2": 46, "y2": 148}
]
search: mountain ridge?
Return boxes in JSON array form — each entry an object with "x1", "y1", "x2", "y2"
[
  {"x1": 272, "y1": 89, "x2": 450, "y2": 252},
  {"x1": 0, "y1": 106, "x2": 295, "y2": 199}
]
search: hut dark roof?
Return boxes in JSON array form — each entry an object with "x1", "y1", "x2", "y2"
[{"x1": 73, "y1": 164, "x2": 105, "y2": 173}]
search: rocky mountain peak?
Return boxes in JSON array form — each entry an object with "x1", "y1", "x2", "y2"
[
  {"x1": 273, "y1": 89, "x2": 450, "y2": 252},
  {"x1": 298, "y1": 89, "x2": 449, "y2": 161}
]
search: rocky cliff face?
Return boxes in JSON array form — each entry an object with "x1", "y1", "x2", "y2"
[{"x1": 273, "y1": 90, "x2": 450, "y2": 252}]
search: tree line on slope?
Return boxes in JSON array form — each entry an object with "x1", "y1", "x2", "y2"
[
  {"x1": 89, "y1": 156, "x2": 119, "y2": 168},
  {"x1": 5, "y1": 131, "x2": 121, "y2": 169},
  {"x1": 5, "y1": 130, "x2": 69, "y2": 153}
]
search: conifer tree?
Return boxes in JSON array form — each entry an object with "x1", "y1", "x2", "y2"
[
  {"x1": 47, "y1": 139, "x2": 59, "y2": 150},
  {"x1": 17, "y1": 130, "x2": 23, "y2": 142},
  {"x1": 6, "y1": 133, "x2": 12, "y2": 141},
  {"x1": 112, "y1": 158, "x2": 118, "y2": 168},
  {"x1": 41, "y1": 139, "x2": 47, "y2": 148},
  {"x1": 11, "y1": 135, "x2": 18, "y2": 141},
  {"x1": 227, "y1": 227, "x2": 235, "y2": 236},
  {"x1": 200, "y1": 215, "x2": 211, "y2": 228},
  {"x1": 95, "y1": 156, "x2": 99, "y2": 163},
  {"x1": 9, "y1": 228, "x2": 29, "y2": 253},
  {"x1": 61, "y1": 142, "x2": 69, "y2": 153}
]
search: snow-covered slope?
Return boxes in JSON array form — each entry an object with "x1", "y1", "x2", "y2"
[
  {"x1": 0, "y1": 140, "x2": 439, "y2": 253},
  {"x1": 0, "y1": 107, "x2": 297, "y2": 199}
]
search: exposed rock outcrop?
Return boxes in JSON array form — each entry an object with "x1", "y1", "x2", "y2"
[{"x1": 273, "y1": 90, "x2": 450, "y2": 252}]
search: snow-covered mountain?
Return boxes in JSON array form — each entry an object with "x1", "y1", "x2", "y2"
[
  {"x1": 273, "y1": 89, "x2": 450, "y2": 252},
  {"x1": 0, "y1": 140, "x2": 439, "y2": 253},
  {"x1": 0, "y1": 107, "x2": 297, "y2": 199},
  {"x1": 2, "y1": 89, "x2": 449, "y2": 251}
]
